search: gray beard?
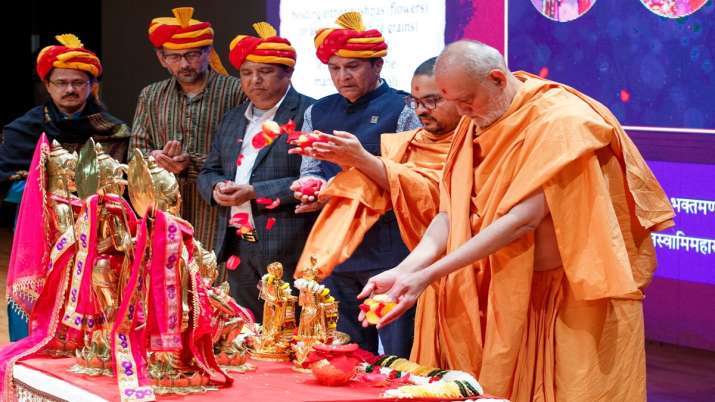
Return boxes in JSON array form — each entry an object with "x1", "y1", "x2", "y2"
[{"x1": 473, "y1": 93, "x2": 512, "y2": 128}]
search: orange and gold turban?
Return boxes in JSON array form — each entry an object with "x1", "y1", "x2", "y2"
[
  {"x1": 148, "y1": 7, "x2": 228, "y2": 75},
  {"x1": 36, "y1": 34, "x2": 102, "y2": 81},
  {"x1": 229, "y1": 22, "x2": 296, "y2": 69},
  {"x1": 314, "y1": 12, "x2": 388, "y2": 64}
]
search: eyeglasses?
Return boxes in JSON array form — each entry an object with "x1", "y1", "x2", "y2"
[
  {"x1": 49, "y1": 80, "x2": 90, "y2": 89},
  {"x1": 405, "y1": 95, "x2": 444, "y2": 111},
  {"x1": 162, "y1": 50, "x2": 205, "y2": 64}
]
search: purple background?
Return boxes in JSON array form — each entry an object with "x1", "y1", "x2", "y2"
[{"x1": 508, "y1": 0, "x2": 715, "y2": 129}]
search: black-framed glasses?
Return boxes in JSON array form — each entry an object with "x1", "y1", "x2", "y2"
[
  {"x1": 49, "y1": 79, "x2": 90, "y2": 89},
  {"x1": 405, "y1": 95, "x2": 443, "y2": 111},
  {"x1": 162, "y1": 49, "x2": 205, "y2": 64}
]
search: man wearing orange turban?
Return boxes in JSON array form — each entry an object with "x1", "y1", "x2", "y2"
[
  {"x1": 291, "y1": 12, "x2": 420, "y2": 358},
  {"x1": 1, "y1": 33, "x2": 128, "y2": 341},
  {"x1": 359, "y1": 40, "x2": 675, "y2": 401},
  {"x1": 130, "y1": 7, "x2": 244, "y2": 251},
  {"x1": 198, "y1": 22, "x2": 318, "y2": 320}
]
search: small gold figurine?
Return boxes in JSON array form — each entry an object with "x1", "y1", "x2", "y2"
[
  {"x1": 251, "y1": 262, "x2": 296, "y2": 361},
  {"x1": 47, "y1": 140, "x2": 80, "y2": 236},
  {"x1": 291, "y1": 257, "x2": 347, "y2": 370}
]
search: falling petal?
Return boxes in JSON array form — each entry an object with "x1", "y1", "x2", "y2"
[
  {"x1": 266, "y1": 217, "x2": 276, "y2": 231},
  {"x1": 267, "y1": 198, "x2": 281, "y2": 209},
  {"x1": 226, "y1": 255, "x2": 241, "y2": 270}
]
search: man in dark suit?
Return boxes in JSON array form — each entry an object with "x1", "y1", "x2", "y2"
[{"x1": 198, "y1": 22, "x2": 317, "y2": 321}]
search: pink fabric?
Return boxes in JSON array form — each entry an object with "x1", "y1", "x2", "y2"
[
  {"x1": 62, "y1": 196, "x2": 101, "y2": 330},
  {"x1": 6, "y1": 134, "x2": 51, "y2": 317},
  {"x1": 174, "y1": 215, "x2": 232, "y2": 386},
  {"x1": 147, "y1": 211, "x2": 183, "y2": 351},
  {"x1": 1, "y1": 225, "x2": 79, "y2": 401},
  {"x1": 111, "y1": 215, "x2": 154, "y2": 401}
]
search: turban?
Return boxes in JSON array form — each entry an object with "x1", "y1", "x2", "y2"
[
  {"x1": 148, "y1": 7, "x2": 228, "y2": 75},
  {"x1": 229, "y1": 22, "x2": 297, "y2": 69},
  {"x1": 36, "y1": 34, "x2": 102, "y2": 81},
  {"x1": 314, "y1": 12, "x2": 388, "y2": 64}
]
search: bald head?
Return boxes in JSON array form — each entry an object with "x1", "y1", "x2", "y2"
[
  {"x1": 435, "y1": 40, "x2": 508, "y2": 80},
  {"x1": 434, "y1": 40, "x2": 519, "y2": 128}
]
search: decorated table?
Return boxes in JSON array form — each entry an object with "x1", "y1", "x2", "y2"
[{"x1": 12, "y1": 357, "x2": 507, "y2": 402}]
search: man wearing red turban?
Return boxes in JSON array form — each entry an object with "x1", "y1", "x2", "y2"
[
  {"x1": 130, "y1": 7, "x2": 244, "y2": 251},
  {"x1": 291, "y1": 12, "x2": 420, "y2": 359},
  {"x1": 1, "y1": 33, "x2": 128, "y2": 341},
  {"x1": 199, "y1": 22, "x2": 319, "y2": 320}
]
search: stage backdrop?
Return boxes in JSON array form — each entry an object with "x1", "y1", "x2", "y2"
[{"x1": 268, "y1": 0, "x2": 715, "y2": 351}]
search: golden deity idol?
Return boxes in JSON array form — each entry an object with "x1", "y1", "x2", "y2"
[{"x1": 251, "y1": 262, "x2": 297, "y2": 361}]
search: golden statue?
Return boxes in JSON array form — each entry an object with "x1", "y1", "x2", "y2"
[
  {"x1": 295, "y1": 257, "x2": 337, "y2": 342},
  {"x1": 291, "y1": 257, "x2": 346, "y2": 370},
  {"x1": 73, "y1": 140, "x2": 135, "y2": 376},
  {"x1": 43, "y1": 141, "x2": 82, "y2": 357},
  {"x1": 251, "y1": 262, "x2": 297, "y2": 361},
  {"x1": 46, "y1": 140, "x2": 80, "y2": 236},
  {"x1": 127, "y1": 149, "x2": 255, "y2": 387}
]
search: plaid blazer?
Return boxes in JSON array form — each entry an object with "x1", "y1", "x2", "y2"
[{"x1": 198, "y1": 87, "x2": 316, "y2": 262}]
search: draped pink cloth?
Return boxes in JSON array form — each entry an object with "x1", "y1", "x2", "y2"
[
  {"x1": 111, "y1": 210, "x2": 232, "y2": 402},
  {"x1": 5, "y1": 133, "x2": 51, "y2": 318},
  {"x1": 1, "y1": 134, "x2": 81, "y2": 400}
]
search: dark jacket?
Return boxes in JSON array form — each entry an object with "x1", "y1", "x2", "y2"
[{"x1": 198, "y1": 86, "x2": 315, "y2": 262}]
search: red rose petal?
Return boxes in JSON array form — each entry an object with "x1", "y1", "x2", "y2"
[
  {"x1": 360, "y1": 372, "x2": 388, "y2": 387},
  {"x1": 256, "y1": 197, "x2": 281, "y2": 209},
  {"x1": 280, "y1": 119, "x2": 296, "y2": 135},
  {"x1": 266, "y1": 217, "x2": 276, "y2": 231},
  {"x1": 235, "y1": 154, "x2": 244, "y2": 166},
  {"x1": 299, "y1": 178, "x2": 323, "y2": 197},
  {"x1": 539, "y1": 66, "x2": 549, "y2": 78},
  {"x1": 252, "y1": 132, "x2": 267, "y2": 149},
  {"x1": 226, "y1": 255, "x2": 241, "y2": 271},
  {"x1": 230, "y1": 212, "x2": 250, "y2": 225},
  {"x1": 267, "y1": 198, "x2": 281, "y2": 209}
]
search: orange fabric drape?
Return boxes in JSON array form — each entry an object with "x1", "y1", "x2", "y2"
[
  {"x1": 412, "y1": 72, "x2": 674, "y2": 401},
  {"x1": 295, "y1": 129, "x2": 453, "y2": 279}
]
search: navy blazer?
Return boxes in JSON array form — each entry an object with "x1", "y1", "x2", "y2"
[{"x1": 198, "y1": 87, "x2": 315, "y2": 261}]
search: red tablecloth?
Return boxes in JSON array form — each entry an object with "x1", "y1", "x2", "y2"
[{"x1": 17, "y1": 357, "x2": 497, "y2": 402}]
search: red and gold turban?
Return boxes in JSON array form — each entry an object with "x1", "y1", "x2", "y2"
[
  {"x1": 229, "y1": 22, "x2": 297, "y2": 69},
  {"x1": 148, "y1": 7, "x2": 228, "y2": 75},
  {"x1": 36, "y1": 34, "x2": 102, "y2": 81},
  {"x1": 314, "y1": 12, "x2": 388, "y2": 64}
]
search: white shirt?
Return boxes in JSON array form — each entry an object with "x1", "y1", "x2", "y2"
[{"x1": 230, "y1": 87, "x2": 290, "y2": 228}]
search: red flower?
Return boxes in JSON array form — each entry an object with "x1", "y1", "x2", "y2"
[{"x1": 226, "y1": 255, "x2": 241, "y2": 270}]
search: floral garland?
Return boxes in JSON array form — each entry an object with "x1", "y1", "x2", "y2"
[{"x1": 360, "y1": 355, "x2": 484, "y2": 399}]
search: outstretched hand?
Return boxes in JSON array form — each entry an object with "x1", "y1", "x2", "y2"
[
  {"x1": 307, "y1": 131, "x2": 366, "y2": 169},
  {"x1": 357, "y1": 269, "x2": 429, "y2": 329}
]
